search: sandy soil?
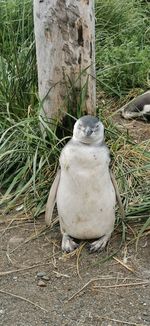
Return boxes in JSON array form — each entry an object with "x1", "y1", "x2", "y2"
[{"x1": 0, "y1": 213, "x2": 150, "y2": 326}]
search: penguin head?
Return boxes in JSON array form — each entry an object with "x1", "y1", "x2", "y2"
[{"x1": 73, "y1": 115, "x2": 104, "y2": 145}]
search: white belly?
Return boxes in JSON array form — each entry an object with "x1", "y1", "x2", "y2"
[{"x1": 56, "y1": 141, "x2": 116, "y2": 239}]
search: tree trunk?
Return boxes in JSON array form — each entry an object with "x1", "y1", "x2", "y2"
[{"x1": 34, "y1": 0, "x2": 96, "y2": 120}]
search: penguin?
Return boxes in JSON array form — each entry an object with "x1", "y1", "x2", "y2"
[
  {"x1": 45, "y1": 115, "x2": 123, "y2": 253},
  {"x1": 121, "y1": 91, "x2": 150, "y2": 121}
]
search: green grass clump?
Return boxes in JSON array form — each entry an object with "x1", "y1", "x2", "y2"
[
  {"x1": 0, "y1": 0, "x2": 37, "y2": 116},
  {"x1": 0, "y1": 109, "x2": 64, "y2": 216},
  {"x1": 102, "y1": 114, "x2": 150, "y2": 219},
  {"x1": 96, "y1": 0, "x2": 150, "y2": 96}
]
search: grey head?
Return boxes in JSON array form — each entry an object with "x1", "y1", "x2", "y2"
[{"x1": 73, "y1": 115, "x2": 104, "y2": 144}]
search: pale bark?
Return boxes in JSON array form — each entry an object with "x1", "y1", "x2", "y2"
[{"x1": 34, "y1": 0, "x2": 96, "y2": 120}]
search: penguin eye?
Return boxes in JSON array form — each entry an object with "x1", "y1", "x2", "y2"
[{"x1": 95, "y1": 123, "x2": 100, "y2": 129}]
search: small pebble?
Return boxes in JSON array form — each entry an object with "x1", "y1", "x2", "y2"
[
  {"x1": 37, "y1": 271, "x2": 47, "y2": 278},
  {"x1": 37, "y1": 280, "x2": 47, "y2": 287},
  {"x1": 42, "y1": 275, "x2": 50, "y2": 281},
  {"x1": 13, "y1": 276, "x2": 18, "y2": 281}
]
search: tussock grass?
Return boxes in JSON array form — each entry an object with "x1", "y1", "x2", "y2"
[
  {"x1": 100, "y1": 113, "x2": 150, "y2": 220},
  {"x1": 0, "y1": 0, "x2": 37, "y2": 116},
  {"x1": 96, "y1": 0, "x2": 150, "y2": 96},
  {"x1": 0, "y1": 0, "x2": 150, "y2": 237},
  {"x1": 0, "y1": 109, "x2": 63, "y2": 216}
]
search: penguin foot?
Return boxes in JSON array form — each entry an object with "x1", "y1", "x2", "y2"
[
  {"x1": 88, "y1": 234, "x2": 111, "y2": 253},
  {"x1": 61, "y1": 234, "x2": 79, "y2": 253}
]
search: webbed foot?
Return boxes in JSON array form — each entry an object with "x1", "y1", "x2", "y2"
[
  {"x1": 88, "y1": 233, "x2": 111, "y2": 253},
  {"x1": 62, "y1": 234, "x2": 79, "y2": 253}
]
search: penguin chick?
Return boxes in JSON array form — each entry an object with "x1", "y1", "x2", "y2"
[{"x1": 45, "y1": 115, "x2": 116, "y2": 253}]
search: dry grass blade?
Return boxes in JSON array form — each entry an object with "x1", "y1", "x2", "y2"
[
  {"x1": 0, "y1": 264, "x2": 48, "y2": 277},
  {"x1": 76, "y1": 242, "x2": 86, "y2": 279},
  {"x1": 53, "y1": 271, "x2": 70, "y2": 278},
  {"x1": 0, "y1": 251, "x2": 61, "y2": 277},
  {"x1": 93, "y1": 281, "x2": 149, "y2": 289},
  {"x1": 67, "y1": 278, "x2": 97, "y2": 302},
  {"x1": 95, "y1": 315, "x2": 145, "y2": 326},
  {"x1": 113, "y1": 256, "x2": 135, "y2": 273},
  {"x1": 1, "y1": 219, "x2": 14, "y2": 237},
  {"x1": 67, "y1": 275, "x2": 149, "y2": 302},
  {"x1": 0, "y1": 289, "x2": 48, "y2": 312},
  {"x1": 136, "y1": 216, "x2": 150, "y2": 251}
]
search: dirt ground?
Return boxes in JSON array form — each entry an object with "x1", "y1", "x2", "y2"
[
  {"x1": 0, "y1": 115, "x2": 150, "y2": 326},
  {"x1": 0, "y1": 213, "x2": 150, "y2": 326},
  {"x1": 111, "y1": 114, "x2": 150, "y2": 143}
]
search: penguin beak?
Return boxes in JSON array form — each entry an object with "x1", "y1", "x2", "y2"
[{"x1": 84, "y1": 127, "x2": 93, "y2": 136}]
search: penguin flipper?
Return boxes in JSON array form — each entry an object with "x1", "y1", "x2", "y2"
[{"x1": 45, "y1": 169, "x2": 61, "y2": 226}]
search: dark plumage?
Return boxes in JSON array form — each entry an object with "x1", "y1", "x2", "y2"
[{"x1": 121, "y1": 91, "x2": 150, "y2": 121}]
